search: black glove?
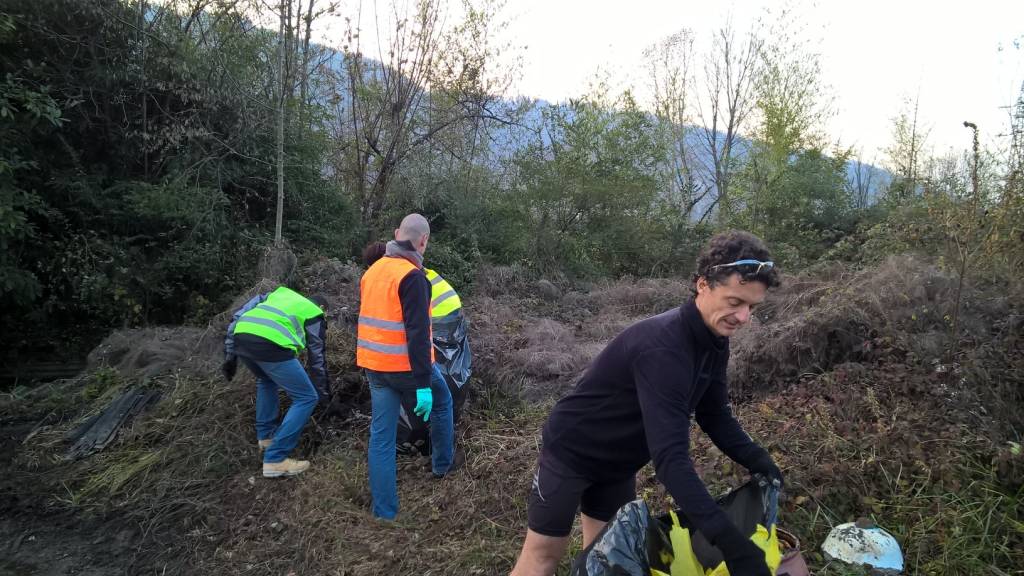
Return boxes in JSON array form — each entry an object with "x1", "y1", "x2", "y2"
[
  {"x1": 715, "y1": 525, "x2": 772, "y2": 576},
  {"x1": 221, "y1": 355, "x2": 238, "y2": 381},
  {"x1": 314, "y1": 378, "x2": 332, "y2": 404},
  {"x1": 747, "y1": 452, "x2": 784, "y2": 490}
]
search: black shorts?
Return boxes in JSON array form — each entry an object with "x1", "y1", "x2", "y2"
[{"x1": 527, "y1": 448, "x2": 636, "y2": 537}]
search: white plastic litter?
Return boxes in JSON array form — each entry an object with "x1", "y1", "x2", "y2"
[{"x1": 822, "y1": 520, "x2": 904, "y2": 573}]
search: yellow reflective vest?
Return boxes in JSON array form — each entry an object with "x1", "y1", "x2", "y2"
[
  {"x1": 424, "y1": 268, "x2": 462, "y2": 319},
  {"x1": 232, "y1": 286, "x2": 324, "y2": 354}
]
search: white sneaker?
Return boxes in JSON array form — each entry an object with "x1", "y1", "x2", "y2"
[{"x1": 262, "y1": 458, "x2": 310, "y2": 478}]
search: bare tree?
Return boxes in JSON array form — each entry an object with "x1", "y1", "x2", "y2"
[
  {"x1": 1004, "y1": 82, "x2": 1024, "y2": 212},
  {"x1": 298, "y1": 0, "x2": 316, "y2": 104},
  {"x1": 333, "y1": 0, "x2": 517, "y2": 234},
  {"x1": 695, "y1": 19, "x2": 761, "y2": 221},
  {"x1": 274, "y1": 0, "x2": 289, "y2": 247},
  {"x1": 645, "y1": 29, "x2": 709, "y2": 219},
  {"x1": 884, "y1": 93, "x2": 931, "y2": 202},
  {"x1": 848, "y1": 151, "x2": 878, "y2": 210},
  {"x1": 992, "y1": 82, "x2": 1024, "y2": 269}
]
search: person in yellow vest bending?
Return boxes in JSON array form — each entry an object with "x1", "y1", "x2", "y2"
[
  {"x1": 357, "y1": 214, "x2": 456, "y2": 520},
  {"x1": 222, "y1": 286, "x2": 330, "y2": 478}
]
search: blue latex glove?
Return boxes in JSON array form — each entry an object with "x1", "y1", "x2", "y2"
[{"x1": 413, "y1": 387, "x2": 433, "y2": 422}]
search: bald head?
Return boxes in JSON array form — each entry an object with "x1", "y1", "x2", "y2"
[{"x1": 395, "y1": 213, "x2": 430, "y2": 254}]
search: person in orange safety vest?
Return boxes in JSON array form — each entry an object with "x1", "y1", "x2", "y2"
[{"x1": 356, "y1": 213, "x2": 457, "y2": 520}]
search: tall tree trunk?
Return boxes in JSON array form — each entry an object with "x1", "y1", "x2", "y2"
[
  {"x1": 951, "y1": 122, "x2": 981, "y2": 346},
  {"x1": 275, "y1": 0, "x2": 287, "y2": 247},
  {"x1": 300, "y1": 0, "x2": 314, "y2": 107},
  {"x1": 138, "y1": 0, "x2": 147, "y2": 179}
]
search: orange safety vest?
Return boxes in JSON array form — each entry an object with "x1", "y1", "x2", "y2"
[{"x1": 356, "y1": 256, "x2": 435, "y2": 371}]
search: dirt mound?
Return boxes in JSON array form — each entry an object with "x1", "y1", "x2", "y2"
[
  {"x1": 588, "y1": 277, "x2": 691, "y2": 316},
  {"x1": 209, "y1": 278, "x2": 279, "y2": 329},
  {"x1": 258, "y1": 245, "x2": 298, "y2": 284},
  {"x1": 469, "y1": 296, "x2": 611, "y2": 400},
  {"x1": 298, "y1": 257, "x2": 363, "y2": 318},
  {"x1": 729, "y1": 256, "x2": 970, "y2": 396},
  {"x1": 86, "y1": 326, "x2": 221, "y2": 380},
  {"x1": 473, "y1": 263, "x2": 533, "y2": 297},
  {"x1": 469, "y1": 275, "x2": 694, "y2": 401},
  {"x1": 514, "y1": 318, "x2": 589, "y2": 379},
  {"x1": 86, "y1": 268, "x2": 303, "y2": 381},
  {"x1": 206, "y1": 257, "x2": 361, "y2": 336},
  {"x1": 189, "y1": 259, "x2": 365, "y2": 399}
]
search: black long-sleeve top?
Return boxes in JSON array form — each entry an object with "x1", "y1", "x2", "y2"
[
  {"x1": 397, "y1": 266, "x2": 432, "y2": 391},
  {"x1": 542, "y1": 300, "x2": 770, "y2": 543}
]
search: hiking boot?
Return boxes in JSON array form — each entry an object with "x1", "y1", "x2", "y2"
[
  {"x1": 258, "y1": 439, "x2": 273, "y2": 450},
  {"x1": 262, "y1": 458, "x2": 310, "y2": 478},
  {"x1": 431, "y1": 447, "x2": 466, "y2": 479}
]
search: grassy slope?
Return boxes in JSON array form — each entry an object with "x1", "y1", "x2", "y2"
[{"x1": 2, "y1": 257, "x2": 1021, "y2": 575}]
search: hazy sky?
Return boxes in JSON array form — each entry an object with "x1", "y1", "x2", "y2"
[
  {"x1": 317, "y1": 0, "x2": 1023, "y2": 160},
  {"x1": 496, "y1": 0, "x2": 1023, "y2": 159}
]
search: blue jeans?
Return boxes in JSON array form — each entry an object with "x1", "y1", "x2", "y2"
[
  {"x1": 366, "y1": 364, "x2": 454, "y2": 519},
  {"x1": 241, "y1": 357, "x2": 320, "y2": 464}
]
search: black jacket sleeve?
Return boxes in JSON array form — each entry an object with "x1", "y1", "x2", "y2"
[
  {"x1": 634, "y1": 348, "x2": 733, "y2": 543},
  {"x1": 304, "y1": 316, "x2": 330, "y2": 399},
  {"x1": 398, "y1": 269, "x2": 432, "y2": 390},
  {"x1": 694, "y1": 355, "x2": 770, "y2": 471}
]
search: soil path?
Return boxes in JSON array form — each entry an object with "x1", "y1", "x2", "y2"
[{"x1": 0, "y1": 423, "x2": 159, "y2": 576}]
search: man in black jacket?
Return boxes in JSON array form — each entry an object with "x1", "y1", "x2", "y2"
[{"x1": 510, "y1": 231, "x2": 783, "y2": 576}]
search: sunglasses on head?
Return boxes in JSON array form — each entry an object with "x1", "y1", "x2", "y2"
[{"x1": 710, "y1": 259, "x2": 774, "y2": 276}]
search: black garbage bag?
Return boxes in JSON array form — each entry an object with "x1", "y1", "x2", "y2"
[
  {"x1": 396, "y1": 311, "x2": 472, "y2": 456},
  {"x1": 571, "y1": 479, "x2": 781, "y2": 576},
  {"x1": 569, "y1": 499, "x2": 671, "y2": 576}
]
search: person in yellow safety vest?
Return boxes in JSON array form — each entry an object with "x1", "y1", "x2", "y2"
[
  {"x1": 422, "y1": 266, "x2": 472, "y2": 423},
  {"x1": 356, "y1": 215, "x2": 458, "y2": 521},
  {"x1": 425, "y1": 268, "x2": 462, "y2": 318},
  {"x1": 222, "y1": 286, "x2": 331, "y2": 479}
]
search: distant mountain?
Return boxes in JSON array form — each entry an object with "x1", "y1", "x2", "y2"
[{"x1": 315, "y1": 49, "x2": 890, "y2": 214}]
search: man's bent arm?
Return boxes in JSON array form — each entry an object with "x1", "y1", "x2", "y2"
[
  {"x1": 635, "y1": 348, "x2": 734, "y2": 542},
  {"x1": 694, "y1": 374, "x2": 771, "y2": 470}
]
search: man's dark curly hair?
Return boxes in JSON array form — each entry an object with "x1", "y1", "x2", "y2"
[{"x1": 692, "y1": 230, "x2": 781, "y2": 289}]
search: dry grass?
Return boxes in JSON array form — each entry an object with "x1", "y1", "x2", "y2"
[
  {"x1": 728, "y1": 256, "x2": 974, "y2": 397},
  {"x1": 468, "y1": 275, "x2": 692, "y2": 401},
  {"x1": 172, "y1": 389, "x2": 552, "y2": 575},
  {"x1": 588, "y1": 277, "x2": 691, "y2": 316},
  {"x1": 688, "y1": 359, "x2": 1024, "y2": 574}
]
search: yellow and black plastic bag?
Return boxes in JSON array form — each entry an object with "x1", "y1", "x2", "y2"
[{"x1": 572, "y1": 479, "x2": 781, "y2": 576}]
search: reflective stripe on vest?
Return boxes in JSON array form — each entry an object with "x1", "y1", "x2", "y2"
[
  {"x1": 257, "y1": 304, "x2": 302, "y2": 337},
  {"x1": 232, "y1": 286, "x2": 324, "y2": 354},
  {"x1": 236, "y1": 316, "x2": 303, "y2": 349},
  {"x1": 356, "y1": 257, "x2": 435, "y2": 371},
  {"x1": 356, "y1": 339, "x2": 409, "y2": 355},
  {"x1": 424, "y1": 268, "x2": 462, "y2": 318}
]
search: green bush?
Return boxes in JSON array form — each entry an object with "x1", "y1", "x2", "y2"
[{"x1": 425, "y1": 234, "x2": 481, "y2": 294}]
